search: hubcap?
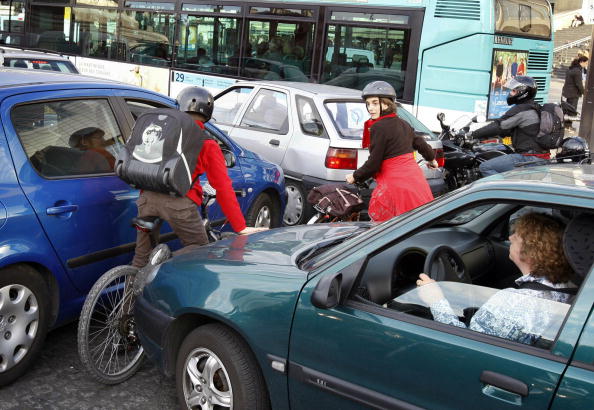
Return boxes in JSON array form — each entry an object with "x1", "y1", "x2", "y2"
[
  {"x1": 183, "y1": 348, "x2": 232, "y2": 410},
  {"x1": 254, "y1": 205, "x2": 271, "y2": 228},
  {"x1": 283, "y1": 184, "x2": 303, "y2": 225},
  {"x1": 0, "y1": 284, "x2": 39, "y2": 373}
]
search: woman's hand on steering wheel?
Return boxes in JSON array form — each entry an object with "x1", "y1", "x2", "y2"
[{"x1": 423, "y1": 245, "x2": 471, "y2": 283}]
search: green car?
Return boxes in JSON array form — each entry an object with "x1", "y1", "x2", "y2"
[{"x1": 136, "y1": 164, "x2": 594, "y2": 409}]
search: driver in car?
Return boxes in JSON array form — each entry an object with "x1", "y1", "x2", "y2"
[{"x1": 416, "y1": 212, "x2": 577, "y2": 345}]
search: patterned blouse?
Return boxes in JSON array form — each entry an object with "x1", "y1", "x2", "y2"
[{"x1": 429, "y1": 275, "x2": 576, "y2": 345}]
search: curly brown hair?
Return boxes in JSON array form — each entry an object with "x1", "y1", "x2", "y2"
[{"x1": 513, "y1": 212, "x2": 573, "y2": 283}]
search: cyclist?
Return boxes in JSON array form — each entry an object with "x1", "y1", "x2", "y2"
[
  {"x1": 472, "y1": 76, "x2": 549, "y2": 176},
  {"x1": 131, "y1": 87, "x2": 265, "y2": 268}
]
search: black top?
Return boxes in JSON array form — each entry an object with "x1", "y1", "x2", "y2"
[
  {"x1": 562, "y1": 66, "x2": 585, "y2": 99},
  {"x1": 353, "y1": 116, "x2": 435, "y2": 182}
]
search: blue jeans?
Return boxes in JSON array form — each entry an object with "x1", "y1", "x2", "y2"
[{"x1": 479, "y1": 154, "x2": 546, "y2": 177}]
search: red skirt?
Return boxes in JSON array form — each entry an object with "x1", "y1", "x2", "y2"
[{"x1": 368, "y1": 153, "x2": 434, "y2": 222}]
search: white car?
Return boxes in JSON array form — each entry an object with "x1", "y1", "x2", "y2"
[{"x1": 212, "y1": 81, "x2": 446, "y2": 225}]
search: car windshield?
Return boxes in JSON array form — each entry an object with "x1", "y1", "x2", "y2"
[
  {"x1": 437, "y1": 204, "x2": 495, "y2": 225},
  {"x1": 324, "y1": 100, "x2": 435, "y2": 140}
]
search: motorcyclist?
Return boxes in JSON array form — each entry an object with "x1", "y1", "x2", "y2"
[
  {"x1": 471, "y1": 76, "x2": 549, "y2": 176},
  {"x1": 131, "y1": 87, "x2": 265, "y2": 268}
]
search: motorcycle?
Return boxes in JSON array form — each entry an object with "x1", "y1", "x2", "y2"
[{"x1": 437, "y1": 113, "x2": 513, "y2": 190}]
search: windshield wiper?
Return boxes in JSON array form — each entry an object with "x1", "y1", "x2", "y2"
[{"x1": 297, "y1": 231, "x2": 364, "y2": 270}]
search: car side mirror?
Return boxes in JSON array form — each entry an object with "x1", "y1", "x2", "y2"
[
  {"x1": 311, "y1": 273, "x2": 342, "y2": 309},
  {"x1": 436, "y1": 112, "x2": 445, "y2": 122},
  {"x1": 222, "y1": 149, "x2": 236, "y2": 168}
]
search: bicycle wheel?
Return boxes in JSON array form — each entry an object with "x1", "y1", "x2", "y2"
[{"x1": 77, "y1": 265, "x2": 145, "y2": 384}]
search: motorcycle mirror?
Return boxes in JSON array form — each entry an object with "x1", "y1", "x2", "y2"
[{"x1": 437, "y1": 113, "x2": 445, "y2": 122}]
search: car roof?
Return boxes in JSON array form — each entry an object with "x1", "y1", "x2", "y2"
[
  {"x1": 233, "y1": 80, "x2": 362, "y2": 99},
  {"x1": 0, "y1": 68, "x2": 175, "y2": 102},
  {"x1": 474, "y1": 164, "x2": 594, "y2": 193},
  {"x1": 0, "y1": 48, "x2": 72, "y2": 61}
]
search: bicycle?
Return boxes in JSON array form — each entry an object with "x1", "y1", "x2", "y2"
[{"x1": 77, "y1": 186, "x2": 235, "y2": 384}]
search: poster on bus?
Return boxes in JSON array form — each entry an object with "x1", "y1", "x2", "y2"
[
  {"x1": 75, "y1": 57, "x2": 170, "y2": 95},
  {"x1": 487, "y1": 49, "x2": 529, "y2": 119}
]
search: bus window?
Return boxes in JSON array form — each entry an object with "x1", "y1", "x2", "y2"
[
  {"x1": 322, "y1": 24, "x2": 409, "y2": 99},
  {"x1": 176, "y1": 14, "x2": 241, "y2": 76},
  {"x1": 242, "y1": 18, "x2": 314, "y2": 82},
  {"x1": 495, "y1": 0, "x2": 551, "y2": 39},
  {"x1": 119, "y1": 9, "x2": 175, "y2": 67},
  {"x1": 71, "y1": 8, "x2": 118, "y2": 58}
]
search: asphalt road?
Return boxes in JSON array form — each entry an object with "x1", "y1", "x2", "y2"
[{"x1": 0, "y1": 322, "x2": 178, "y2": 409}]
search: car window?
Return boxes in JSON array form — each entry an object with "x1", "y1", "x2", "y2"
[
  {"x1": 125, "y1": 99, "x2": 172, "y2": 120},
  {"x1": 296, "y1": 95, "x2": 325, "y2": 137},
  {"x1": 324, "y1": 101, "x2": 367, "y2": 139},
  {"x1": 240, "y1": 88, "x2": 289, "y2": 134},
  {"x1": 396, "y1": 106, "x2": 436, "y2": 139},
  {"x1": 212, "y1": 86, "x2": 254, "y2": 125},
  {"x1": 2, "y1": 57, "x2": 77, "y2": 73},
  {"x1": 351, "y1": 201, "x2": 582, "y2": 351},
  {"x1": 12, "y1": 99, "x2": 124, "y2": 177}
]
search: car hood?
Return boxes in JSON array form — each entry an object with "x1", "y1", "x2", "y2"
[{"x1": 163, "y1": 222, "x2": 371, "y2": 271}]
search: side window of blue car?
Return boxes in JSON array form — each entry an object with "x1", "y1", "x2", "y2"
[{"x1": 12, "y1": 99, "x2": 124, "y2": 178}]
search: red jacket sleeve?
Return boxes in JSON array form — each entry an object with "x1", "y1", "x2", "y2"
[{"x1": 200, "y1": 140, "x2": 247, "y2": 232}]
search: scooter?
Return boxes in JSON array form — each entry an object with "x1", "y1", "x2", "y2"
[{"x1": 437, "y1": 113, "x2": 512, "y2": 190}]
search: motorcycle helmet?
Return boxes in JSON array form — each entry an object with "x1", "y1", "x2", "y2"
[
  {"x1": 558, "y1": 137, "x2": 589, "y2": 162},
  {"x1": 361, "y1": 81, "x2": 397, "y2": 101},
  {"x1": 177, "y1": 87, "x2": 214, "y2": 121},
  {"x1": 505, "y1": 76, "x2": 537, "y2": 105}
]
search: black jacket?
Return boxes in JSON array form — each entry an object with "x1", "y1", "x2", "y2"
[
  {"x1": 562, "y1": 65, "x2": 585, "y2": 98},
  {"x1": 353, "y1": 116, "x2": 435, "y2": 182},
  {"x1": 473, "y1": 101, "x2": 546, "y2": 154}
]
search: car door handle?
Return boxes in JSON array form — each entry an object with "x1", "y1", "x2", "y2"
[
  {"x1": 269, "y1": 139, "x2": 280, "y2": 146},
  {"x1": 480, "y1": 370, "x2": 528, "y2": 397},
  {"x1": 46, "y1": 205, "x2": 79, "y2": 215}
]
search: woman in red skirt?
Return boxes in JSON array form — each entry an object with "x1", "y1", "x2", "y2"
[{"x1": 346, "y1": 81, "x2": 438, "y2": 222}]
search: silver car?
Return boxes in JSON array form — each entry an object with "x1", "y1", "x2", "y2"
[
  {"x1": 212, "y1": 81, "x2": 446, "y2": 225},
  {"x1": 0, "y1": 47, "x2": 79, "y2": 73}
]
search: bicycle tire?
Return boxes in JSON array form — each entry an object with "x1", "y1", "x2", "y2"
[{"x1": 77, "y1": 265, "x2": 145, "y2": 384}]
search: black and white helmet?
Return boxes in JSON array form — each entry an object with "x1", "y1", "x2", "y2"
[
  {"x1": 177, "y1": 87, "x2": 214, "y2": 121},
  {"x1": 505, "y1": 76, "x2": 537, "y2": 105},
  {"x1": 361, "y1": 81, "x2": 397, "y2": 101}
]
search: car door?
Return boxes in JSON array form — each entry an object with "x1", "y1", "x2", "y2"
[
  {"x1": 226, "y1": 87, "x2": 292, "y2": 166},
  {"x1": 1, "y1": 89, "x2": 138, "y2": 294},
  {"x1": 211, "y1": 85, "x2": 255, "y2": 134},
  {"x1": 287, "y1": 192, "x2": 587, "y2": 409}
]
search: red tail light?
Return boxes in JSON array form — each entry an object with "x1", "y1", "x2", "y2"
[
  {"x1": 325, "y1": 148, "x2": 358, "y2": 170},
  {"x1": 434, "y1": 148, "x2": 445, "y2": 168}
]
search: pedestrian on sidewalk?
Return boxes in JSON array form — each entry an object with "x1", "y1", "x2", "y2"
[{"x1": 562, "y1": 56, "x2": 589, "y2": 119}]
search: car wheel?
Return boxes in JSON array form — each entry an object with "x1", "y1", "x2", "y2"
[
  {"x1": 0, "y1": 265, "x2": 50, "y2": 386},
  {"x1": 176, "y1": 324, "x2": 270, "y2": 410},
  {"x1": 246, "y1": 193, "x2": 280, "y2": 228},
  {"x1": 283, "y1": 181, "x2": 308, "y2": 226}
]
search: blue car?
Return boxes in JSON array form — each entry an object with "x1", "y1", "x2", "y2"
[
  {"x1": 0, "y1": 69, "x2": 285, "y2": 385},
  {"x1": 135, "y1": 164, "x2": 594, "y2": 409}
]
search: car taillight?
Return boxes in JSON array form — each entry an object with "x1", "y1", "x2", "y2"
[
  {"x1": 325, "y1": 148, "x2": 358, "y2": 170},
  {"x1": 434, "y1": 148, "x2": 445, "y2": 168}
]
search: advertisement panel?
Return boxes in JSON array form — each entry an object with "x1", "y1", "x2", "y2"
[
  {"x1": 75, "y1": 57, "x2": 170, "y2": 95},
  {"x1": 170, "y1": 70, "x2": 237, "y2": 99},
  {"x1": 487, "y1": 49, "x2": 528, "y2": 119}
]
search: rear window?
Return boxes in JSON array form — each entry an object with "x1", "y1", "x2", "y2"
[
  {"x1": 3, "y1": 57, "x2": 79, "y2": 73},
  {"x1": 324, "y1": 100, "x2": 436, "y2": 140}
]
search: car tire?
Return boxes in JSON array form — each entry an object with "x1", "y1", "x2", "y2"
[
  {"x1": 246, "y1": 193, "x2": 280, "y2": 228},
  {"x1": 176, "y1": 324, "x2": 270, "y2": 410},
  {"x1": 283, "y1": 181, "x2": 310, "y2": 226},
  {"x1": 0, "y1": 264, "x2": 50, "y2": 386}
]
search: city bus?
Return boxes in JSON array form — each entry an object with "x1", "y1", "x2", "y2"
[{"x1": 0, "y1": 0, "x2": 553, "y2": 128}]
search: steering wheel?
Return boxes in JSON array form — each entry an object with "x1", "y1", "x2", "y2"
[{"x1": 423, "y1": 245, "x2": 470, "y2": 283}]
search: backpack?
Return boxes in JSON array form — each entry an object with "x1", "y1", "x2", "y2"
[
  {"x1": 307, "y1": 183, "x2": 364, "y2": 218},
  {"x1": 115, "y1": 108, "x2": 205, "y2": 196},
  {"x1": 534, "y1": 103, "x2": 564, "y2": 149}
]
